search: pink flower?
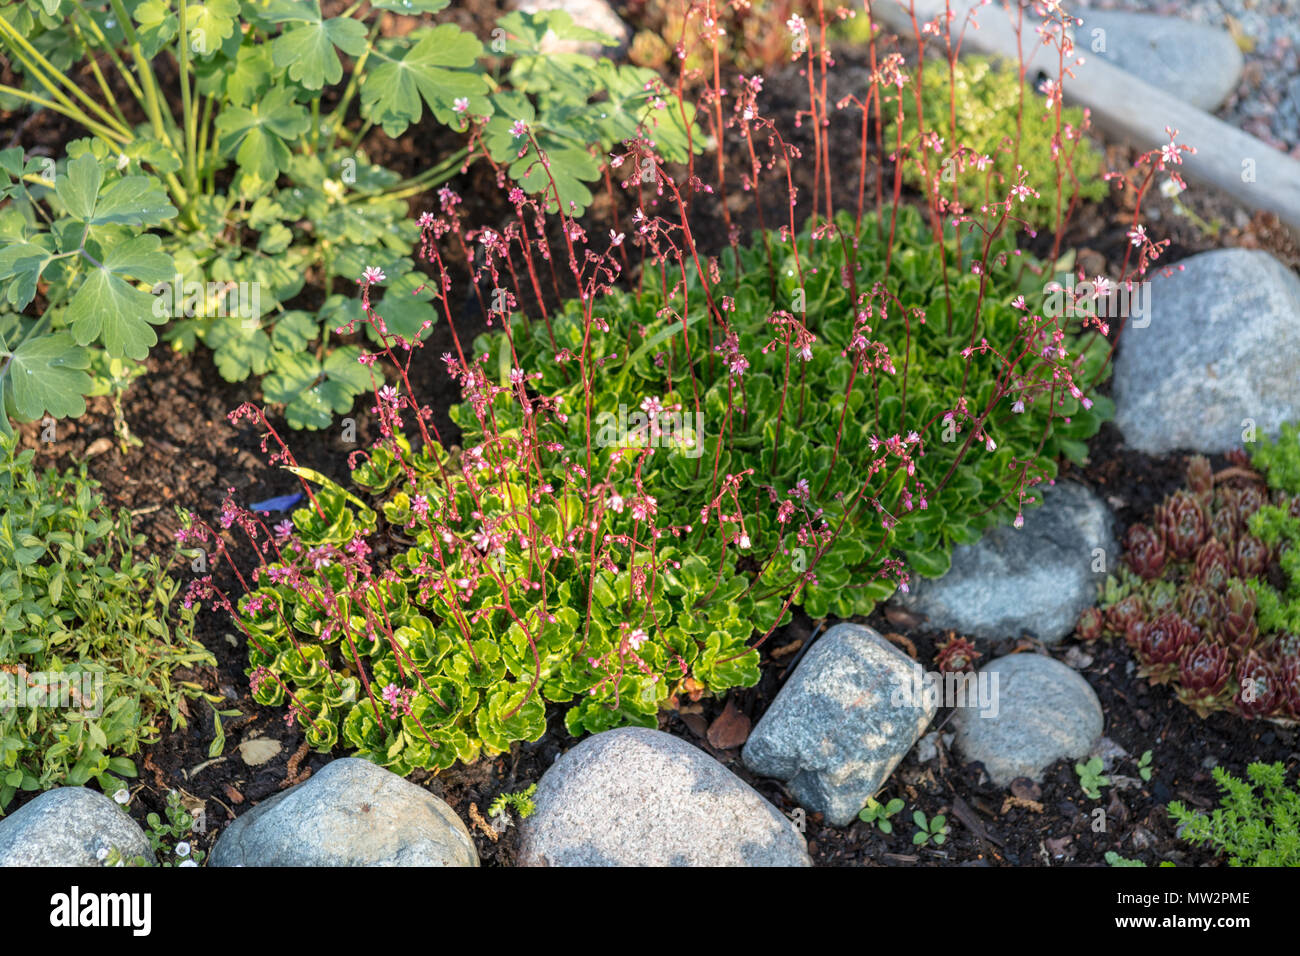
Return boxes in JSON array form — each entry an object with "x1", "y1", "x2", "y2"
[
  {"x1": 510, "y1": 119, "x2": 528, "y2": 138},
  {"x1": 362, "y1": 266, "x2": 386, "y2": 284},
  {"x1": 452, "y1": 97, "x2": 469, "y2": 114}
]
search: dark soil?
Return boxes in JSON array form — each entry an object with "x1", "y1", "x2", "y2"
[{"x1": 4, "y1": 16, "x2": 1299, "y2": 866}]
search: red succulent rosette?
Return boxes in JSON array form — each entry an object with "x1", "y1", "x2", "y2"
[
  {"x1": 1192, "y1": 537, "x2": 1232, "y2": 590},
  {"x1": 1177, "y1": 584, "x2": 1221, "y2": 632},
  {"x1": 1156, "y1": 490, "x2": 1208, "y2": 561},
  {"x1": 1135, "y1": 612, "x2": 1198, "y2": 684},
  {"x1": 1175, "y1": 640, "x2": 1232, "y2": 718},
  {"x1": 1233, "y1": 650, "x2": 1281, "y2": 719},
  {"x1": 1280, "y1": 657, "x2": 1300, "y2": 721},
  {"x1": 1075, "y1": 606, "x2": 1104, "y2": 642},
  {"x1": 1106, "y1": 594, "x2": 1146, "y2": 640},
  {"x1": 1221, "y1": 581, "x2": 1259, "y2": 651},
  {"x1": 1234, "y1": 534, "x2": 1270, "y2": 579},
  {"x1": 934, "y1": 635, "x2": 980, "y2": 674},
  {"x1": 1124, "y1": 523, "x2": 1167, "y2": 580}
]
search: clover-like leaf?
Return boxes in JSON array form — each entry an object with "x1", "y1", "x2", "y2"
[
  {"x1": 265, "y1": 0, "x2": 369, "y2": 90},
  {"x1": 0, "y1": 239, "x2": 56, "y2": 309},
  {"x1": 214, "y1": 87, "x2": 312, "y2": 182},
  {"x1": 369, "y1": 0, "x2": 449, "y2": 11},
  {"x1": 67, "y1": 235, "x2": 174, "y2": 359},
  {"x1": 263, "y1": 345, "x2": 372, "y2": 429},
  {"x1": 185, "y1": 0, "x2": 240, "y2": 56},
  {"x1": 4, "y1": 332, "x2": 92, "y2": 422},
  {"x1": 360, "y1": 24, "x2": 490, "y2": 138},
  {"x1": 54, "y1": 153, "x2": 102, "y2": 221},
  {"x1": 91, "y1": 176, "x2": 177, "y2": 226}
]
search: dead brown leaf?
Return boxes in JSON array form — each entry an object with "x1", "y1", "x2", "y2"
[
  {"x1": 680, "y1": 713, "x2": 709, "y2": 738},
  {"x1": 1009, "y1": 777, "x2": 1042, "y2": 801},
  {"x1": 884, "y1": 606, "x2": 923, "y2": 629},
  {"x1": 706, "y1": 698, "x2": 752, "y2": 750}
]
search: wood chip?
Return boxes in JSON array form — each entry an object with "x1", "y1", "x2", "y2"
[
  {"x1": 951, "y1": 795, "x2": 1003, "y2": 847},
  {"x1": 885, "y1": 632, "x2": 918, "y2": 659},
  {"x1": 680, "y1": 713, "x2": 709, "y2": 738},
  {"x1": 222, "y1": 784, "x2": 245, "y2": 805},
  {"x1": 1001, "y1": 795, "x2": 1044, "y2": 814},
  {"x1": 770, "y1": 639, "x2": 803, "y2": 660},
  {"x1": 279, "y1": 741, "x2": 312, "y2": 789},
  {"x1": 468, "y1": 802, "x2": 499, "y2": 842}
]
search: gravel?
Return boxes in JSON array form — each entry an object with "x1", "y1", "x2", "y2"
[{"x1": 1083, "y1": 0, "x2": 1300, "y2": 154}]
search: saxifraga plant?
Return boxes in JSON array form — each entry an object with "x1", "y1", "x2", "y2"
[
  {"x1": 1087, "y1": 429, "x2": 1300, "y2": 723},
  {"x1": 0, "y1": 437, "x2": 214, "y2": 811},
  {"x1": 891, "y1": 55, "x2": 1107, "y2": 232},
  {"x1": 182, "y1": 1, "x2": 1181, "y2": 776},
  {"x1": 0, "y1": 2, "x2": 700, "y2": 432},
  {"x1": 184, "y1": 197, "x2": 1112, "y2": 774}
]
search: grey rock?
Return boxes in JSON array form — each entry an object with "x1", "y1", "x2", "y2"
[
  {"x1": 1113, "y1": 248, "x2": 1300, "y2": 454},
  {"x1": 952, "y1": 653, "x2": 1103, "y2": 787},
  {"x1": 742, "y1": 623, "x2": 936, "y2": 826},
  {"x1": 518, "y1": 728, "x2": 810, "y2": 866},
  {"x1": 892, "y1": 481, "x2": 1114, "y2": 643},
  {"x1": 209, "y1": 758, "x2": 477, "y2": 867},
  {"x1": 510, "y1": 0, "x2": 629, "y2": 57},
  {"x1": 0, "y1": 788, "x2": 152, "y2": 866},
  {"x1": 1076, "y1": 10, "x2": 1244, "y2": 111}
]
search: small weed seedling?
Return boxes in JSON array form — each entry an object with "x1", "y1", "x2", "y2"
[
  {"x1": 488, "y1": 785, "x2": 538, "y2": 829},
  {"x1": 913, "y1": 811, "x2": 949, "y2": 847},
  {"x1": 858, "y1": 796, "x2": 905, "y2": 834},
  {"x1": 1137, "y1": 750, "x2": 1154, "y2": 783},
  {"x1": 1076, "y1": 757, "x2": 1110, "y2": 800},
  {"x1": 104, "y1": 791, "x2": 205, "y2": 867}
]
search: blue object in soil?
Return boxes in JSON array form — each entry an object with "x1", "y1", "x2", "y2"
[{"x1": 248, "y1": 492, "x2": 304, "y2": 514}]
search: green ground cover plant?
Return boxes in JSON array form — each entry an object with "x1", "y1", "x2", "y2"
[{"x1": 0, "y1": 437, "x2": 213, "y2": 810}]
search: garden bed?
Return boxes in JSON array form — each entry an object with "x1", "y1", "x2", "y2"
[{"x1": 3, "y1": 1, "x2": 1298, "y2": 869}]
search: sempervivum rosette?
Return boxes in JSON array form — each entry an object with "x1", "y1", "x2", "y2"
[
  {"x1": 1124, "y1": 524, "x2": 1167, "y2": 580},
  {"x1": 1234, "y1": 534, "x2": 1270, "y2": 580},
  {"x1": 1106, "y1": 594, "x2": 1146, "y2": 641},
  {"x1": 1192, "y1": 537, "x2": 1233, "y2": 590},
  {"x1": 1075, "y1": 606, "x2": 1104, "y2": 641},
  {"x1": 934, "y1": 635, "x2": 980, "y2": 673},
  {"x1": 1233, "y1": 650, "x2": 1281, "y2": 719},
  {"x1": 1187, "y1": 455, "x2": 1214, "y2": 504},
  {"x1": 1221, "y1": 581, "x2": 1259, "y2": 651},
  {"x1": 1135, "y1": 613, "x2": 1198, "y2": 684},
  {"x1": 1175, "y1": 640, "x2": 1233, "y2": 718},
  {"x1": 1156, "y1": 490, "x2": 1208, "y2": 561},
  {"x1": 1280, "y1": 657, "x2": 1300, "y2": 722},
  {"x1": 1177, "y1": 584, "x2": 1221, "y2": 632}
]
